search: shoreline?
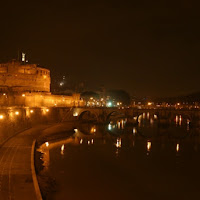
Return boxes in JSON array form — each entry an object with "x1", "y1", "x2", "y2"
[{"x1": 34, "y1": 121, "x2": 76, "y2": 200}]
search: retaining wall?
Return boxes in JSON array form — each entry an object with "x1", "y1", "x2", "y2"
[{"x1": 0, "y1": 107, "x2": 72, "y2": 145}]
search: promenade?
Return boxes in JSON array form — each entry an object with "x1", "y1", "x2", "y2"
[{"x1": 0, "y1": 125, "x2": 49, "y2": 200}]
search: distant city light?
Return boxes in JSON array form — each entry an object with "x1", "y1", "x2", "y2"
[
  {"x1": 59, "y1": 82, "x2": 64, "y2": 86},
  {"x1": 22, "y1": 52, "x2": 26, "y2": 62},
  {"x1": 107, "y1": 101, "x2": 112, "y2": 107}
]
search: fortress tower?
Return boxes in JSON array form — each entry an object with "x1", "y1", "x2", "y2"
[{"x1": 0, "y1": 60, "x2": 50, "y2": 93}]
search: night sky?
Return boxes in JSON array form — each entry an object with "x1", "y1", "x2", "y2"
[{"x1": 0, "y1": 0, "x2": 200, "y2": 97}]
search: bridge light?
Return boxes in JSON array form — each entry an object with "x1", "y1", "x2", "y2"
[
  {"x1": 59, "y1": 82, "x2": 64, "y2": 86},
  {"x1": 91, "y1": 127, "x2": 96, "y2": 133},
  {"x1": 147, "y1": 102, "x2": 152, "y2": 106},
  {"x1": 108, "y1": 124, "x2": 112, "y2": 130}
]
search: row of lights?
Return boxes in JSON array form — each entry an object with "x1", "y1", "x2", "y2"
[
  {"x1": 0, "y1": 111, "x2": 21, "y2": 120},
  {"x1": 0, "y1": 108, "x2": 50, "y2": 120}
]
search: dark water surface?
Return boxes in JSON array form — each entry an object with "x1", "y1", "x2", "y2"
[{"x1": 39, "y1": 115, "x2": 200, "y2": 200}]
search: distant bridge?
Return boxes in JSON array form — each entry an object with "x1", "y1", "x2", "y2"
[{"x1": 62, "y1": 107, "x2": 200, "y2": 125}]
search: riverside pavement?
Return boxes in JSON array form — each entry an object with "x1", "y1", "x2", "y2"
[{"x1": 0, "y1": 124, "x2": 53, "y2": 200}]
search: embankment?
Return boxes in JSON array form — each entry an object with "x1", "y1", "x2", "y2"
[{"x1": 0, "y1": 107, "x2": 73, "y2": 146}]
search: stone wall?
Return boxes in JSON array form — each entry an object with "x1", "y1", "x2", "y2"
[
  {"x1": 0, "y1": 107, "x2": 74, "y2": 145},
  {"x1": 0, "y1": 93, "x2": 85, "y2": 107},
  {"x1": 0, "y1": 61, "x2": 50, "y2": 92}
]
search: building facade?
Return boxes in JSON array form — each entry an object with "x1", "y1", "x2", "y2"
[
  {"x1": 0, "y1": 60, "x2": 84, "y2": 107},
  {"x1": 0, "y1": 60, "x2": 50, "y2": 92}
]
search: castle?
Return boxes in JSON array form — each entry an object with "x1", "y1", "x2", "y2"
[{"x1": 0, "y1": 59, "x2": 84, "y2": 107}]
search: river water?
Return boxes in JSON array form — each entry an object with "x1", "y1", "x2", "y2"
[{"x1": 38, "y1": 114, "x2": 200, "y2": 200}]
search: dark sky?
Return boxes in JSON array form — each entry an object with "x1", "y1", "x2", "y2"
[{"x1": 0, "y1": 0, "x2": 200, "y2": 97}]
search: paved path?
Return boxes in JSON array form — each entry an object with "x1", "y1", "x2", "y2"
[{"x1": 0, "y1": 125, "x2": 50, "y2": 200}]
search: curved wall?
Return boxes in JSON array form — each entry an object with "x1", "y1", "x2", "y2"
[{"x1": 0, "y1": 61, "x2": 50, "y2": 92}]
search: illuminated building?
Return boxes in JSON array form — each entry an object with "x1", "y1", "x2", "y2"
[{"x1": 0, "y1": 60, "x2": 84, "y2": 107}]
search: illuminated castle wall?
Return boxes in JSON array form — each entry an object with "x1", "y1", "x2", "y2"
[
  {"x1": 0, "y1": 60, "x2": 84, "y2": 107},
  {"x1": 0, "y1": 60, "x2": 50, "y2": 92}
]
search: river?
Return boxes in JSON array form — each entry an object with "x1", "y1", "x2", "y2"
[{"x1": 37, "y1": 113, "x2": 200, "y2": 200}]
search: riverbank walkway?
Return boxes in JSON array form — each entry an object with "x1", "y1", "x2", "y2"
[{"x1": 0, "y1": 125, "x2": 50, "y2": 200}]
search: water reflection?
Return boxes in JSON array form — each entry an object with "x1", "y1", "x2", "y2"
[
  {"x1": 60, "y1": 144, "x2": 64, "y2": 154},
  {"x1": 147, "y1": 141, "x2": 151, "y2": 152},
  {"x1": 37, "y1": 114, "x2": 200, "y2": 200},
  {"x1": 115, "y1": 138, "x2": 122, "y2": 148},
  {"x1": 176, "y1": 143, "x2": 180, "y2": 152}
]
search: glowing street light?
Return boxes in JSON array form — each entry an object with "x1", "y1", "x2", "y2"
[
  {"x1": 45, "y1": 142, "x2": 49, "y2": 147},
  {"x1": 15, "y1": 111, "x2": 19, "y2": 115},
  {"x1": 0, "y1": 115, "x2": 4, "y2": 119}
]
